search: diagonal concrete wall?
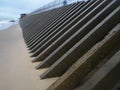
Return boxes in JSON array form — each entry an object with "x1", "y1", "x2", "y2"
[{"x1": 19, "y1": 0, "x2": 120, "y2": 89}]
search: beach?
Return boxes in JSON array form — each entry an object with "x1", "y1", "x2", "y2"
[{"x1": 0, "y1": 24, "x2": 57, "y2": 90}]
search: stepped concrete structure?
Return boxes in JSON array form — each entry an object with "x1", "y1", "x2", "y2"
[{"x1": 19, "y1": 0, "x2": 120, "y2": 90}]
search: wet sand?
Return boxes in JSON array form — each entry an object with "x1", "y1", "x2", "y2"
[{"x1": 0, "y1": 24, "x2": 58, "y2": 90}]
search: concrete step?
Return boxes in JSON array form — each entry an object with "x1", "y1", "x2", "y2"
[
  {"x1": 19, "y1": 1, "x2": 120, "y2": 90},
  {"x1": 28, "y1": 0, "x2": 100, "y2": 53},
  {"x1": 24, "y1": 3, "x2": 79, "y2": 42},
  {"x1": 40, "y1": 6, "x2": 120, "y2": 79},
  {"x1": 25, "y1": 3, "x2": 81, "y2": 45},
  {"x1": 26, "y1": 2, "x2": 84, "y2": 46},
  {"x1": 76, "y1": 50, "x2": 120, "y2": 90},
  {"x1": 22, "y1": 4, "x2": 73, "y2": 41},
  {"x1": 32, "y1": 0, "x2": 116, "y2": 62},
  {"x1": 29, "y1": 3, "x2": 85, "y2": 49},
  {"x1": 35, "y1": 0, "x2": 118, "y2": 68},
  {"x1": 47, "y1": 23, "x2": 120, "y2": 90}
]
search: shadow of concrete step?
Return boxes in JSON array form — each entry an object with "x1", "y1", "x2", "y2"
[
  {"x1": 40, "y1": 6, "x2": 120, "y2": 79},
  {"x1": 27, "y1": 1, "x2": 92, "y2": 49},
  {"x1": 47, "y1": 23, "x2": 120, "y2": 90},
  {"x1": 27, "y1": 2, "x2": 84, "y2": 47},
  {"x1": 77, "y1": 50, "x2": 120, "y2": 90},
  {"x1": 28, "y1": 0, "x2": 94, "y2": 52},
  {"x1": 35, "y1": 0, "x2": 118, "y2": 68},
  {"x1": 32, "y1": 0, "x2": 112, "y2": 60},
  {"x1": 25, "y1": 3, "x2": 80, "y2": 44}
]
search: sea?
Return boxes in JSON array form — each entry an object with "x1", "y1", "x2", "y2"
[{"x1": 0, "y1": 20, "x2": 16, "y2": 30}]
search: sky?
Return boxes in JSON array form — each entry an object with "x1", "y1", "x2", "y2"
[{"x1": 0, "y1": 0, "x2": 54, "y2": 21}]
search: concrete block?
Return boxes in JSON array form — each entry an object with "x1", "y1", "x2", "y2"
[
  {"x1": 40, "y1": 6, "x2": 120, "y2": 79},
  {"x1": 32, "y1": 0, "x2": 111, "y2": 61},
  {"x1": 47, "y1": 23, "x2": 120, "y2": 90}
]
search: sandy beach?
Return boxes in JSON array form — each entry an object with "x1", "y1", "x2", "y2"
[{"x1": 0, "y1": 24, "x2": 57, "y2": 90}]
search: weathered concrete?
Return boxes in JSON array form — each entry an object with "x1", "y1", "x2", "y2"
[
  {"x1": 77, "y1": 50, "x2": 120, "y2": 90},
  {"x1": 22, "y1": 4, "x2": 72, "y2": 41},
  {"x1": 32, "y1": 0, "x2": 111, "y2": 61},
  {"x1": 30, "y1": 0, "x2": 104, "y2": 55},
  {"x1": 24, "y1": 3, "x2": 79, "y2": 43},
  {"x1": 19, "y1": 0, "x2": 120, "y2": 90},
  {"x1": 27, "y1": 2, "x2": 84, "y2": 47},
  {"x1": 112, "y1": 80, "x2": 120, "y2": 90},
  {"x1": 26, "y1": 3, "x2": 81, "y2": 46},
  {"x1": 28, "y1": 4, "x2": 86, "y2": 50},
  {"x1": 47, "y1": 23, "x2": 120, "y2": 90},
  {"x1": 40, "y1": 6, "x2": 120, "y2": 79},
  {"x1": 35, "y1": 0, "x2": 117, "y2": 68},
  {"x1": 28, "y1": 1, "x2": 93, "y2": 53}
]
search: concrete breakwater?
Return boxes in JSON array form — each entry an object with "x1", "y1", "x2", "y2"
[{"x1": 20, "y1": 0, "x2": 120, "y2": 90}]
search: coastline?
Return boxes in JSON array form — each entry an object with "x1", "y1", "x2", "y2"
[{"x1": 0, "y1": 21, "x2": 16, "y2": 30}]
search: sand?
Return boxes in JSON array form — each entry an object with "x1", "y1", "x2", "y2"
[{"x1": 0, "y1": 24, "x2": 58, "y2": 90}]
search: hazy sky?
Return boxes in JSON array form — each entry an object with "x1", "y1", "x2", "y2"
[{"x1": 0, "y1": 0, "x2": 54, "y2": 20}]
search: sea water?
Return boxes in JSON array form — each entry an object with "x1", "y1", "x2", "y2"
[{"x1": 0, "y1": 20, "x2": 16, "y2": 30}]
